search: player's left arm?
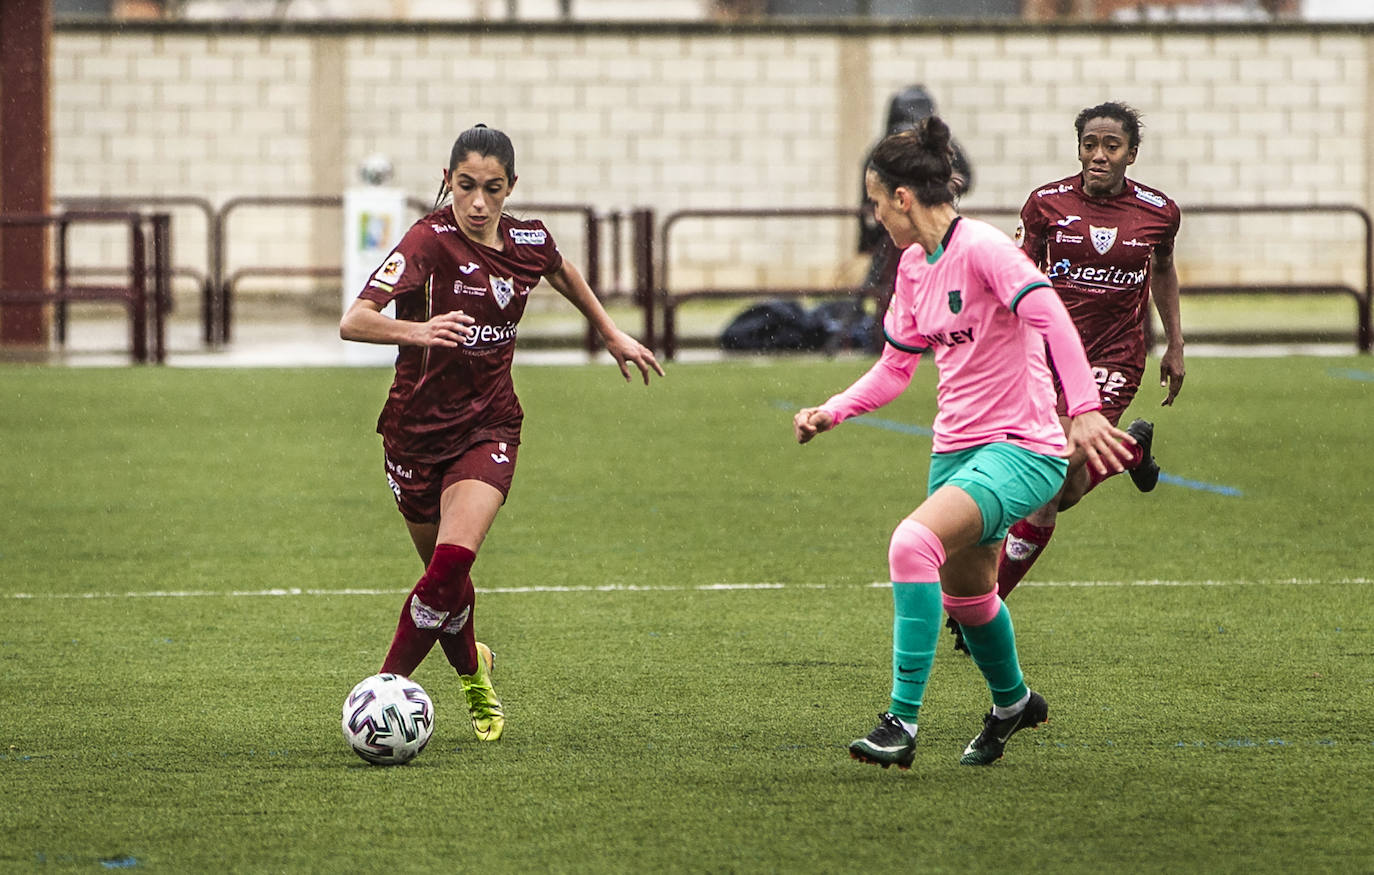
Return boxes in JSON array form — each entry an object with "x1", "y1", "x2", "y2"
[
  {"x1": 544, "y1": 260, "x2": 663, "y2": 385},
  {"x1": 1015, "y1": 196, "x2": 1050, "y2": 271},
  {"x1": 1150, "y1": 249, "x2": 1185, "y2": 406}
]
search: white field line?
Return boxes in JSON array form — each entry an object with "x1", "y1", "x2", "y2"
[{"x1": 2, "y1": 578, "x2": 1370, "y2": 601}]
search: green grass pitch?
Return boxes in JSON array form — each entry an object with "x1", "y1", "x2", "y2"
[{"x1": 1, "y1": 356, "x2": 1371, "y2": 872}]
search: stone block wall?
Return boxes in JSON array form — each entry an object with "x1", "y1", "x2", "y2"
[{"x1": 52, "y1": 21, "x2": 1373, "y2": 303}]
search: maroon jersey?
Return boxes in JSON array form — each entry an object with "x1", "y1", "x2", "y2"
[
  {"x1": 1015, "y1": 174, "x2": 1180, "y2": 363},
  {"x1": 358, "y1": 209, "x2": 563, "y2": 464}
]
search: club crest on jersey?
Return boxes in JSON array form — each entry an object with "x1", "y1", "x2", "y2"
[
  {"x1": 1090, "y1": 225, "x2": 1118, "y2": 255},
  {"x1": 490, "y1": 275, "x2": 515, "y2": 309},
  {"x1": 947, "y1": 290, "x2": 963, "y2": 314}
]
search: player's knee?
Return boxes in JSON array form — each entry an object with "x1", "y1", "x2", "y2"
[
  {"x1": 888, "y1": 519, "x2": 946, "y2": 583},
  {"x1": 942, "y1": 590, "x2": 1001, "y2": 627}
]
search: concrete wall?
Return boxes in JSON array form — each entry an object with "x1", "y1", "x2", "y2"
[{"x1": 52, "y1": 21, "x2": 1373, "y2": 299}]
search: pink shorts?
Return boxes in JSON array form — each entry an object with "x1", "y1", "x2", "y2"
[{"x1": 384, "y1": 440, "x2": 519, "y2": 524}]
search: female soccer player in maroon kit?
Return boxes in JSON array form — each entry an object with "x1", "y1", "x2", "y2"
[
  {"x1": 985, "y1": 102, "x2": 1186, "y2": 625},
  {"x1": 340, "y1": 125, "x2": 662, "y2": 740}
]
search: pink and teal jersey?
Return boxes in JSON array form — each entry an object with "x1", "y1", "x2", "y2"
[{"x1": 883, "y1": 217, "x2": 1070, "y2": 455}]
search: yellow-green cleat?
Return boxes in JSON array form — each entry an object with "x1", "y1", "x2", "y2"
[{"x1": 459, "y1": 641, "x2": 504, "y2": 741}]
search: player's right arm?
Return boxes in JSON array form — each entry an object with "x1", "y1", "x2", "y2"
[
  {"x1": 340, "y1": 298, "x2": 473, "y2": 348},
  {"x1": 794, "y1": 339, "x2": 920, "y2": 444},
  {"x1": 339, "y1": 224, "x2": 475, "y2": 348},
  {"x1": 797, "y1": 257, "x2": 926, "y2": 444}
]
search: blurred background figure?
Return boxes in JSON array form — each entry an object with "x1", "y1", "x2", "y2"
[{"x1": 856, "y1": 85, "x2": 975, "y2": 350}]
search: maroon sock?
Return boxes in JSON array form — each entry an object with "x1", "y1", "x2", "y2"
[
  {"x1": 996, "y1": 519, "x2": 1056, "y2": 599},
  {"x1": 1085, "y1": 442, "x2": 1145, "y2": 493},
  {"x1": 380, "y1": 544, "x2": 476, "y2": 677},
  {"x1": 437, "y1": 574, "x2": 479, "y2": 675}
]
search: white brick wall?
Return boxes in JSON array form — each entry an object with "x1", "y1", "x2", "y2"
[{"x1": 52, "y1": 22, "x2": 1374, "y2": 299}]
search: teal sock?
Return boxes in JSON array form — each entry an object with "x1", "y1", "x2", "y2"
[
  {"x1": 888, "y1": 581, "x2": 943, "y2": 721},
  {"x1": 959, "y1": 601, "x2": 1029, "y2": 708}
]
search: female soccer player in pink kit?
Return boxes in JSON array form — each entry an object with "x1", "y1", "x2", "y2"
[
  {"x1": 794, "y1": 117, "x2": 1134, "y2": 768},
  {"x1": 991, "y1": 102, "x2": 1185, "y2": 616},
  {"x1": 341, "y1": 125, "x2": 662, "y2": 742}
]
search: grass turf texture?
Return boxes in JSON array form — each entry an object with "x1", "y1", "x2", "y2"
[{"x1": 1, "y1": 357, "x2": 1371, "y2": 872}]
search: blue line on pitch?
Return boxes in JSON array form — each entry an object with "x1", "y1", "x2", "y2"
[
  {"x1": 775, "y1": 400, "x2": 1240, "y2": 496},
  {"x1": 1157, "y1": 472, "x2": 1242, "y2": 497},
  {"x1": 773, "y1": 400, "x2": 933, "y2": 437},
  {"x1": 1328, "y1": 367, "x2": 1374, "y2": 382},
  {"x1": 849, "y1": 415, "x2": 935, "y2": 437}
]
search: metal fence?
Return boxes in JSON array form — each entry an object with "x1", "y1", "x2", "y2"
[
  {"x1": 0, "y1": 210, "x2": 170, "y2": 363},
  {"x1": 27, "y1": 198, "x2": 1371, "y2": 361},
  {"x1": 654, "y1": 203, "x2": 1373, "y2": 359}
]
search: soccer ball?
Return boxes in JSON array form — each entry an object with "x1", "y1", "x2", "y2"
[
  {"x1": 341, "y1": 673, "x2": 434, "y2": 765},
  {"x1": 357, "y1": 153, "x2": 394, "y2": 186}
]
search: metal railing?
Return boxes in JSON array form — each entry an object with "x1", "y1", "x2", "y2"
[
  {"x1": 57, "y1": 196, "x2": 217, "y2": 345},
  {"x1": 964, "y1": 203, "x2": 1372, "y2": 353},
  {"x1": 654, "y1": 203, "x2": 1374, "y2": 359},
  {"x1": 656, "y1": 206, "x2": 878, "y2": 360},
  {"x1": 0, "y1": 210, "x2": 170, "y2": 363},
  {"x1": 214, "y1": 194, "x2": 349, "y2": 344},
  {"x1": 28, "y1": 198, "x2": 1369, "y2": 362},
  {"x1": 214, "y1": 196, "x2": 605, "y2": 351}
]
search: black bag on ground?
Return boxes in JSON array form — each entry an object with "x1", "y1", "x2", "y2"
[
  {"x1": 808, "y1": 298, "x2": 878, "y2": 353},
  {"x1": 719, "y1": 298, "x2": 878, "y2": 353},
  {"x1": 719, "y1": 300, "x2": 826, "y2": 351}
]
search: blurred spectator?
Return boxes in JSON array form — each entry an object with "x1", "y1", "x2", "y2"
[{"x1": 857, "y1": 85, "x2": 973, "y2": 348}]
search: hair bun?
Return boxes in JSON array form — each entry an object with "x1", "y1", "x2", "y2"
[
  {"x1": 921, "y1": 116, "x2": 951, "y2": 157},
  {"x1": 866, "y1": 114, "x2": 958, "y2": 208}
]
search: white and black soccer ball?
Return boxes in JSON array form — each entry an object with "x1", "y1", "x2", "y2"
[
  {"x1": 341, "y1": 673, "x2": 434, "y2": 765},
  {"x1": 358, "y1": 153, "x2": 394, "y2": 186}
]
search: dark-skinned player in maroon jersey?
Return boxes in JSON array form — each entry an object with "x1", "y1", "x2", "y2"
[
  {"x1": 948, "y1": 102, "x2": 1185, "y2": 652},
  {"x1": 341, "y1": 125, "x2": 663, "y2": 739}
]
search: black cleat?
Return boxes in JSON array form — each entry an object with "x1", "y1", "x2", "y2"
[
  {"x1": 849, "y1": 712, "x2": 917, "y2": 770},
  {"x1": 946, "y1": 615, "x2": 969, "y2": 655},
  {"x1": 960, "y1": 690, "x2": 1048, "y2": 765},
  {"x1": 1125, "y1": 418, "x2": 1160, "y2": 492}
]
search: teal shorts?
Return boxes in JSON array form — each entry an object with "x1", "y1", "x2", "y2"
[{"x1": 927, "y1": 443, "x2": 1069, "y2": 546}]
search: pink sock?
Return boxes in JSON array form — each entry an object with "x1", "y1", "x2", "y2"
[{"x1": 942, "y1": 590, "x2": 1002, "y2": 627}]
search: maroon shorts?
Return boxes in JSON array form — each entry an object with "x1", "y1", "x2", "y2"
[
  {"x1": 1055, "y1": 361, "x2": 1143, "y2": 426},
  {"x1": 383, "y1": 440, "x2": 519, "y2": 524},
  {"x1": 1054, "y1": 334, "x2": 1146, "y2": 426}
]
